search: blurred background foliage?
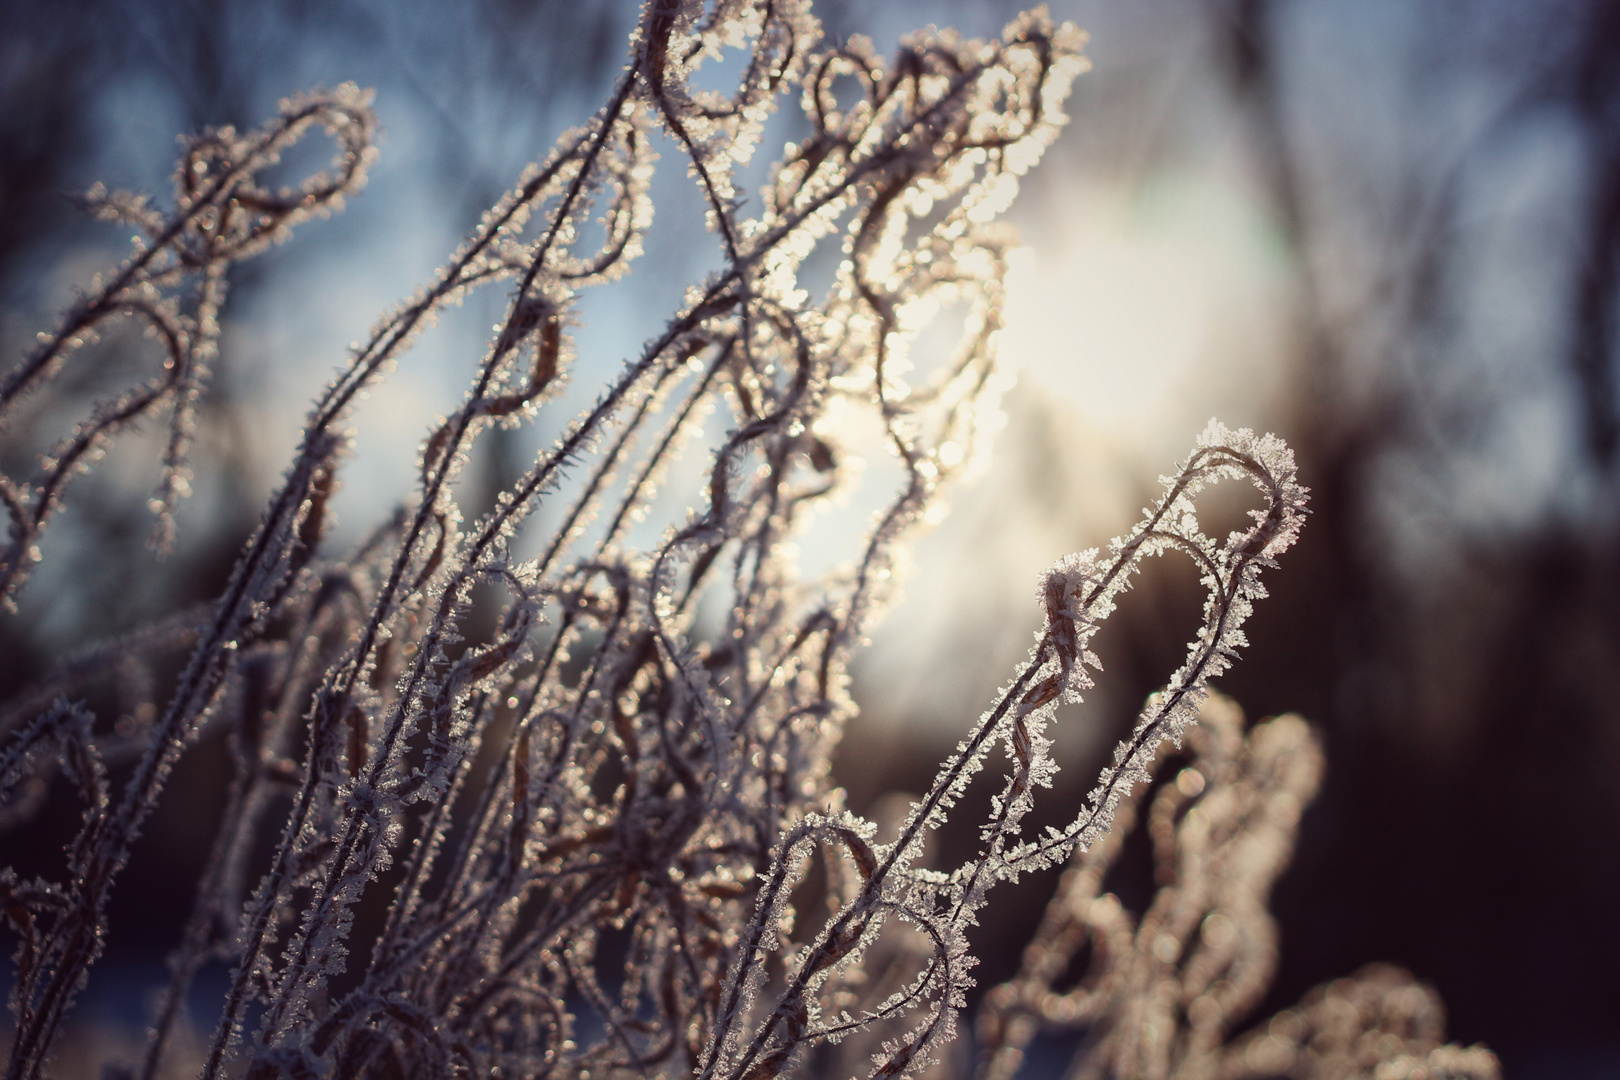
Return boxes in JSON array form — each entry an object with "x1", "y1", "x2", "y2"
[{"x1": 0, "y1": 0, "x2": 1615, "y2": 1076}]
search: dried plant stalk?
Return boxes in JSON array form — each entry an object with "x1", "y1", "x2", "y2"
[
  {"x1": 1, "y1": 3, "x2": 1087, "y2": 1077},
  {"x1": 701, "y1": 421, "x2": 1308, "y2": 1080},
  {"x1": 974, "y1": 696, "x2": 1501, "y2": 1080},
  {"x1": 0, "y1": 3, "x2": 1492, "y2": 1080}
]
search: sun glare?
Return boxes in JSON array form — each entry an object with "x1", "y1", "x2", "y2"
[
  {"x1": 1001, "y1": 176, "x2": 1286, "y2": 455},
  {"x1": 1005, "y1": 238, "x2": 1205, "y2": 420}
]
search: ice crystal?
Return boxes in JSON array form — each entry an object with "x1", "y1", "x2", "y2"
[
  {"x1": 973, "y1": 696, "x2": 1500, "y2": 1080},
  {"x1": 0, "y1": 4, "x2": 1488, "y2": 1080}
]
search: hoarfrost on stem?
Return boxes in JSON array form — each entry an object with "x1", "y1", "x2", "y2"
[{"x1": 0, "y1": 3, "x2": 1494, "y2": 1079}]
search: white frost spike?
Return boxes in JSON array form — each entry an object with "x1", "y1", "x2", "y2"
[
  {"x1": 713, "y1": 422, "x2": 1305, "y2": 1080},
  {"x1": 1007, "y1": 420, "x2": 1309, "y2": 874},
  {"x1": 0, "y1": 3, "x2": 1415, "y2": 1080}
]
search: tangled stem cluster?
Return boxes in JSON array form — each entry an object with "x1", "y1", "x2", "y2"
[{"x1": 0, "y1": 3, "x2": 1495, "y2": 1079}]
